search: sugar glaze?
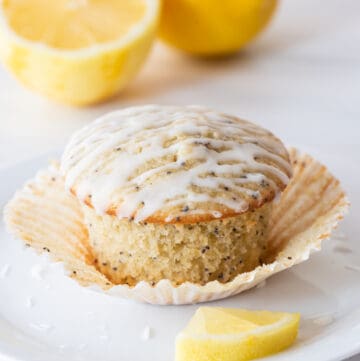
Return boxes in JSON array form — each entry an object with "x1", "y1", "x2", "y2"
[{"x1": 61, "y1": 106, "x2": 291, "y2": 222}]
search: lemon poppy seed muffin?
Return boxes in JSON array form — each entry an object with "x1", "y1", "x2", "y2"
[{"x1": 61, "y1": 105, "x2": 292, "y2": 286}]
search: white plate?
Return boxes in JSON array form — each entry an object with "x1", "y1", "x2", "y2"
[{"x1": 0, "y1": 147, "x2": 359, "y2": 361}]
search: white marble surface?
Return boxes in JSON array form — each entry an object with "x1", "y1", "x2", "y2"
[{"x1": 0, "y1": 0, "x2": 359, "y2": 359}]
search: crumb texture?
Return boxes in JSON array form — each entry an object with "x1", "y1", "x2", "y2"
[{"x1": 83, "y1": 202, "x2": 272, "y2": 285}]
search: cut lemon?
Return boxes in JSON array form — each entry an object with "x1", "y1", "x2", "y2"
[
  {"x1": 0, "y1": 0, "x2": 159, "y2": 105},
  {"x1": 176, "y1": 307, "x2": 300, "y2": 361},
  {"x1": 159, "y1": 0, "x2": 278, "y2": 56}
]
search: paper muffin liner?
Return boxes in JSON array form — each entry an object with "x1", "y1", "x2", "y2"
[{"x1": 4, "y1": 149, "x2": 349, "y2": 305}]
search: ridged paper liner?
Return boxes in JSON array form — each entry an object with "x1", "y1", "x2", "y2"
[{"x1": 4, "y1": 149, "x2": 349, "y2": 305}]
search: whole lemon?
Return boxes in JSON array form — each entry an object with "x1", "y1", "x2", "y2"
[{"x1": 159, "y1": 0, "x2": 278, "y2": 56}]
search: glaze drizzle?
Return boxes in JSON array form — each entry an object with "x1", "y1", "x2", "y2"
[{"x1": 61, "y1": 105, "x2": 292, "y2": 222}]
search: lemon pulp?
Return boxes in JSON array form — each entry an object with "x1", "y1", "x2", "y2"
[{"x1": 3, "y1": 0, "x2": 146, "y2": 50}]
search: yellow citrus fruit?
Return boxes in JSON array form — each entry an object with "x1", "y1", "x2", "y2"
[
  {"x1": 159, "y1": 0, "x2": 278, "y2": 56},
  {"x1": 176, "y1": 307, "x2": 300, "y2": 361},
  {"x1": 0, "y1": 0, "x2": 159, "y2": 105}
]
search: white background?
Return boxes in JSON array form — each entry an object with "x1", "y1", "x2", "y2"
[{"x1": 0, "y1": 0, "x2": 359, "y2": 360}]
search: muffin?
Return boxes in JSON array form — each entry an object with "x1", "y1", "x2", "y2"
[{"x1": 61, "y1": 105, "x2": 292, "y2": 286}]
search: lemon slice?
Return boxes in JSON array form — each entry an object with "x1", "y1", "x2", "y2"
[
  {"x1": 0, "y1": 0, "x2": 159, "y2": 105},
  {"x1": 176, "y1": 307, "x2": 300, "y2": 361}
]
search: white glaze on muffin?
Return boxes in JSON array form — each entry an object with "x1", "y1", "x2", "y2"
[{"x1": 61, "y1": 105, "x2": 292, "y2": 224}]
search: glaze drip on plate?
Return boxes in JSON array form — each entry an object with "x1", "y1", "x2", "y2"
[{"x1": 61, "y1": 105, "x2": 292, "y2": 223}]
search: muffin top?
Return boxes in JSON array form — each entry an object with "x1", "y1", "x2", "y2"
[{"x1": 61, "y1": 105, "x2": 292, "y2": 223}]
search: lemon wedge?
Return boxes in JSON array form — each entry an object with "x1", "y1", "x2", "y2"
[
  {"x1": 159, "y1": 0, "x2": 278, "y2": 56},
  {"x1": 0, "y1": 0, "x2": 159, "y2": 105},
  {"x1": 176, "y1": 307, "x2": 300, "y2": 361}
]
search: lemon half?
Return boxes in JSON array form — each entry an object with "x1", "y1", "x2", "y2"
[
  {"x1": 0, "y1": 0, "x2": 159, "y2": 105},
  {"x1": 159, "y1": 0, "x2": 278, "y2": 56},
  {"x1": 176, "y1": 307, "x2": 300, "y2": 361}
]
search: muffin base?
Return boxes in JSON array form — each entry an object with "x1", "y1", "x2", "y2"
[{"x1": 82, "y1": 202, "x2": 273, "y2": 286}]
